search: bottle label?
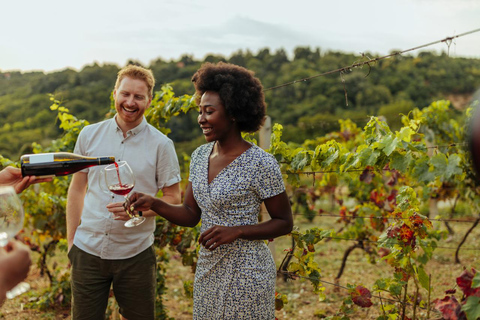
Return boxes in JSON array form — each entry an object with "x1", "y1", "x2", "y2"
[{"x1": 29, "y1": 154, "x2": 55, "y2": 164}]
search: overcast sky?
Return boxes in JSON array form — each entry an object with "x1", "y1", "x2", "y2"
[{"x1": 1, "y1": 0, "x2": 479, "y2": 73}]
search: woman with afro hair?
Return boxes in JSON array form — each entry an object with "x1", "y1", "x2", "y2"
[{"x1": 127, "y1": 62, "x2": 293, "y2": 319}]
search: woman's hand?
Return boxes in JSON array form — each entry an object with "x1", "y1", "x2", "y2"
[
  {"x1": 125, "y1": 192, "x2": 156, "y2": 213},
  {"x1": 199, "y1": 226, "x2": 242, "y2": 250}
]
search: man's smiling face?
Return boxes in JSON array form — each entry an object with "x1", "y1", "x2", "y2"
[{"x1": 113, "y1": 76, "x2": 151, "y2": 131}]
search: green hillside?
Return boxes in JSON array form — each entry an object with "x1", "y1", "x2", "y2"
[{"x1": 1, "y1": 47, "x2": 479, "y2": 160}]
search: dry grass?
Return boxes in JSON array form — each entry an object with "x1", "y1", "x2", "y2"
[
  {"x1": 1, "y1": 214, "x2": 478, "y2": 319},
  {"x1": 272, "y1": 215, "x2": 479, "y2": 319}
]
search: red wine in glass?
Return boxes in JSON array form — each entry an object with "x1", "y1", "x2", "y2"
[
  {"x1": 109, "y1": 184, "x2": 134, "y2": 196},
  {"x1": 103, "y1": 161, "x2": 145, "y2": 227}
]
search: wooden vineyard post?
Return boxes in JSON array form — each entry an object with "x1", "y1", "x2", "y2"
[{"x1": 258, "y1": 116, "x2": 276, "y2": 260}]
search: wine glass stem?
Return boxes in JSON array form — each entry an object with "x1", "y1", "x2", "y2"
[{"x1": 125, "y1": 195, "x2": 134, "y2": 218}]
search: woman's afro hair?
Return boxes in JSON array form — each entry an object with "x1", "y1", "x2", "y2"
[{"x1": 191, "y1": 62, "x2": 266, "y2": 132}]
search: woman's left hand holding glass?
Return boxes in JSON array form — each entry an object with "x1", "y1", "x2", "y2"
[
  {"x1": 199, "y1": 225, "x2": 242, "y2": 250},
  {"x1": 125, "y1": 192, "x2": 156, "y2": 213}
]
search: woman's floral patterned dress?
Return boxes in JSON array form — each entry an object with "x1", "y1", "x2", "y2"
[{"x1": 189, "y1": 142, "x2": 285, "y2": 320}]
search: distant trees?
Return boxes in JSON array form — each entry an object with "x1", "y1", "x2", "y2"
[{"x1": 1, "y1": 47, "x2": 480, "y2": 160}]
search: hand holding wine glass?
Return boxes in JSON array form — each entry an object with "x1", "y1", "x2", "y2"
[
  {"x1": 0, "y1": 186, "x2": 31, "y2": 300},
  {"x1": 103, "y1": 161, "x2": 145, "y2": 228},
  {"x1": 0, "y1": 240, "x2": 31, "y2": 304},
  {"x1": 0, "y1": 167, "x2": 52, "y2": 194},
  {"x1": 124, "y1": 192, "x2": 157, "y2": 213}
]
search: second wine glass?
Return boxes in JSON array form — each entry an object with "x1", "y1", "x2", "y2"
[
  {"x1": 0, "y1": 186, "x2": 30, "y2": 299},
  {"x1": 103, "y1": 161, "x2": 145, "y2": 227}
]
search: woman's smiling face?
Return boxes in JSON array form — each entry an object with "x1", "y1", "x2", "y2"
[{"x1": 198, "y1": 91, "x2": 235, "y2": 142}]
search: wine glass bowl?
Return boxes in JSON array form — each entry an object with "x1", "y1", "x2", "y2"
[
  {"x1": 0, "y1": 186, "x2": 24, "y2": 246},
  {"x1": 103, "y1": 161, "x2": 145, "y2": 227},
  {"x1": 0, "y1": 186, "x2": 30, "y2": 298}
]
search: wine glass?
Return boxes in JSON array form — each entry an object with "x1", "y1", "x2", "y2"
[
  {"x1": 0, "y1": 186, "x2": 30, "y2": 299},
  {"x1": 103, "y1": 161, "x2": 145, "y2": 228}
]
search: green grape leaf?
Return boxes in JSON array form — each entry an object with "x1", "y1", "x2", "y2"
[
  {"x1": 373, "y1": 134, "x2": 392, "y2": 150},
  {"x1": 397, "y1": 126, "x2": 413, "y2": 143},
  {"x1": 322, "y1": 149, "x2": 339, "y2": 168},
  {"x1": 374, "y1": 279, "x2": 387, "y2": 290},
  {"x1": 461, "y1": 296, "x2": 480, "y2": 320},
  {"x1": 431, "y1": 154, "x2": 447, "y2": 179},
  {"x1": 472, "y1": 272, "x2": 480, "y2": 288},
  {"x1": 288, "y1": 262, "x2": 304, "y2": 274},
  {"x1": 445, "y1": 154, "x2": 463, "y2": 179},
  {"x1": 357, "y1": 147, "x2": 380, "y2": 167},
  {"x1": 287, "y1": 172, "x2": 300, "y2": 187},
  {"x1": 301, "y1": 232, "x2": 316, "y2": 244},
  {"x1": 291, "y1": 150, "x2": 310, "y2": 170},
  {"x1": 389, "y1": 283, "x2": 403, "y2": 296},
  {"x1": 416, "y1": 265, "x2": 430, "y2": 291},
  {"x1": 390, "y1": 151, "x2": 412, "y2": 173},
  {"x1": 412, "y1": 157, "x2": 435, "y2": 183},
  {"x1": 340, "y1": 153, "x2": 357, "y2": 172},
  {"x1": 364, "y1": 117, "x2": 378, "y2": 144},
  {"x1": 383, "y1": 136, "x2": 399, "y2": 156}
]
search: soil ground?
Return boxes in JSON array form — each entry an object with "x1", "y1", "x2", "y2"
[{"x1": 0, "y1": 214, "x2": 478, "y2": 319}]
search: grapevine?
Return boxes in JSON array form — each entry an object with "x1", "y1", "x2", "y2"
[
  {"x1": 272, "y1": 100, "x2": 479, "y2": 319},
  {"x1": 1, "y1": 92, "x2": 478, "y2": 319}
]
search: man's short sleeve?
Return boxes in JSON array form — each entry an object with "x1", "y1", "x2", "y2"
[{"x1": 156, "y1": 139, "x2": 181, "y2": 189}]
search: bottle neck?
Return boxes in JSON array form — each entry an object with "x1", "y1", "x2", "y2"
[{"x1": 98, "y1": 157, "x2": 115, "y2": 165}]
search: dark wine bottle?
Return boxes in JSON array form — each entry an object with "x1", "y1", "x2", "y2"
[{"x1": 20, "y1": 152, "x2": 115, "y2": 178}]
